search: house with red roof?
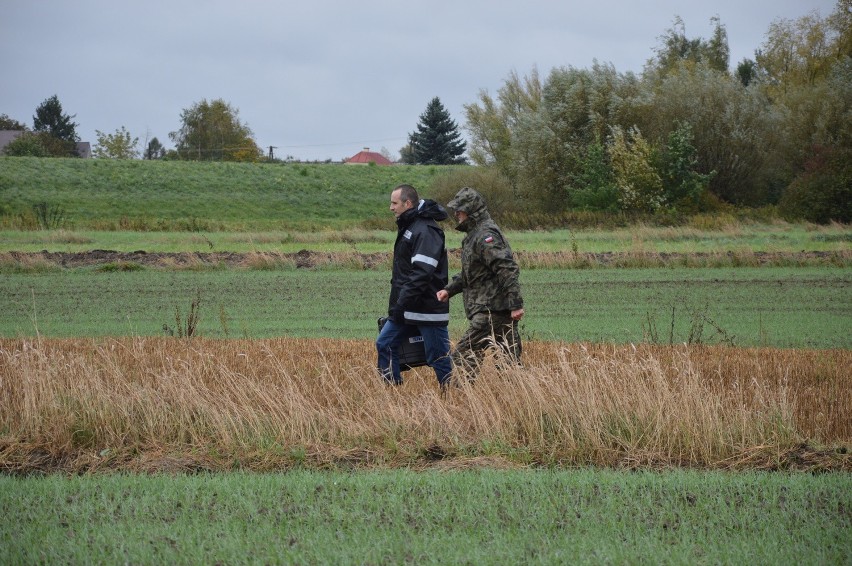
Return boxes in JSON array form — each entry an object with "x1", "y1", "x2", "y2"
[{"x1": 345, "y1": 147, "x2": 393, "y2": 165}]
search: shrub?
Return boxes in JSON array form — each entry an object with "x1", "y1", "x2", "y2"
[
  {"x1": 2, "y1": 133, "x2": 49, "y2": 157},
  {"x1": 31, "y1": 202, "x2": 67, "y2": 230},
  {"x1": 779, "y1": 146, "x2": 852, "y2": 224},
  {"x1": 569, "y1": 142, "x2": 620, "y2": 212},
  {"x1": 95, "y1": 262, "x2": 144, "y2": 273},
  {"x1": 657, "y1": 122, "x2": 714, "y2": 212},
  {"x1": 608, "y1": 126, "x2": 665, "y2": 213},
  {"x1": 426, "y1": 166, "x2": 517, "y2": 221}
]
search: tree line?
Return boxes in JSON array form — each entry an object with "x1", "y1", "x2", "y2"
[
  {"x1": 463, "y1": 5, "x2": 850, "y2": 222},
  {"x1": 0, "y1": 97, "x2": 260, "y2": 162}
]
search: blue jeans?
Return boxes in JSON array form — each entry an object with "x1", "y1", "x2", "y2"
[{"x1": 376, "y1": 319, "x2": 452, "y2": 386}]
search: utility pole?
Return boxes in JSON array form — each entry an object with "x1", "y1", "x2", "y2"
[{"x1": 267, "y1": 146, "x2": 277, "y2": 161}]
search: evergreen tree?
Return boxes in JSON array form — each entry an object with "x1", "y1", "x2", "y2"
[
  {"x1": 33, "y1": 95, "x2": 78, "y2": 142},
  {"x1": 736, "y1": 58, "x2": 757, "y2": 87},
  {"x1": 32, "y1": 95, "x2": 79, "y2": 157},
  {"x1": 408, "y1": 97, "x2": 467, "y2": 165},
  {"x1": 145, "y1": 137, "x2": 166, "y2": 160}
]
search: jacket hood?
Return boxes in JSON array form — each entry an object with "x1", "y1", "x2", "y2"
[
  {"x1": 447, "y1": 187, "x2": 489, "y2": 232},
  {"x1": 447, "y1": 187, "x2": 487, "y2": 216},
  {"x1": 417, "y1": 199, "x2": 449, "y2": 222},
  {"x1": 397, "y1": 199, "x2": 448, "y2": 227}
]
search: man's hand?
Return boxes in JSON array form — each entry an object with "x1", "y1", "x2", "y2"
[
  {"x1": 436, "y1": 290, "x2": 449, "y2": 302},
  {"x1": 511, "y1": 308, "x2": 525, "y2": 321}
]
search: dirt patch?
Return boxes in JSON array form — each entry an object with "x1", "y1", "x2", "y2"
[
  {"x1": 5, "y1": 249, "x2": 391, "y2": 269},
  {"x1": 4, "y1": 250, "x2": 844, "y2": 269}
]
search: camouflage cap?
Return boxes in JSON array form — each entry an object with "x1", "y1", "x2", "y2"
[{"x1": 446, "y1": 187, "x2": 486, "y2": 214}]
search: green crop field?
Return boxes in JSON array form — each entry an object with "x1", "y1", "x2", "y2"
[
  {"x1": 3, "y1": 469, "x2": 850, "y2": 565},
  {"x1": 1, "y1": 222, "x2": 851, "y2": 254},
  {"x1": 2, "y1": 267, "x2": 849, "y2": 348}
]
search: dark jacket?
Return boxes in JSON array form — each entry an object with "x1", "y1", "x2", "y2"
[
  {"x1": 444, "y1": 189, "x2": 523, "y2": 318},
  {"x1": 389, "y1": 199, "x2": 450, "y2": 326}
]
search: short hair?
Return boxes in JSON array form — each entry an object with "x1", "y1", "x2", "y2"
[{"x1": 394, "y1": 184, "x2": 419, "y2": 206}]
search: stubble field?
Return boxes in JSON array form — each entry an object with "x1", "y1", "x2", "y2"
[{"x1": 2, "y1": 336, "x2": 850, "y2": 475}]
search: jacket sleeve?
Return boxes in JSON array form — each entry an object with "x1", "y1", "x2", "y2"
[
  {"x1": 396, "y1": 225, "x2": 443, "y2": 308},
  {"x1": 445, "y1": 272, "x2": 464, "y2": 297},
  {"x1": 480, "y1": 230, "x2": 523, "y2": 309}
]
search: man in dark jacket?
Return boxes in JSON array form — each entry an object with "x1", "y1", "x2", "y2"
[
  {"x1": 437, "y1": 186, "x2": 524, "y2": 374},
  {"x1": 377, "y1": 184, "x2": 452, "y2": 387}
]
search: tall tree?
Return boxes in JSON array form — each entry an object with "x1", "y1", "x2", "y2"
[
  {"x1": 636, "y1": 63, "x2": 777, "y2": 205},
  {"x1": 33, "y1": 95, "x2": 78, "y2": 141},
  {"x1": 464, "y1": 67, "x2": 542, "y2": 180},
  {"x1": 93, "y1": 126, "x2": 139, "y2": 159},
  {"x1": 829, "y1": 0, "x2": 852, "y2": 59},
  {"x1": 145, "y1": 137, "x2": 166, "y2": 160},
  {"x1": 398, "y1": 143, "x2": 415, "y2": 164},
  {"x1": 169, "y1": 98, "x2": 261, "y2": 161},
  {"x1": 32, "y1": 95, "x2": 79, "y2": 157},
  {"x1": 408, "y1": 97, "x2": 467, "y2": 165},
  {"x1": 755, "y1": 8, "x2": 843, "y2": 98},
  {"x1": 649, "y1": 16, "x2": 730, "y2": 75},
  {"x1": 505, "y1": 63, "x2": 636, "y2": 209},
  {"x1": 706, "y1": 16, "x2": 731, "y2": 72},
  {"x1": 0, "y1": 114, "x2": 27, "y2": 130}
]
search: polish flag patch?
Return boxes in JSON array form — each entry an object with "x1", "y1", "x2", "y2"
[{"x1": 484, "y1": 236, "x2": 494, "y2": 243}]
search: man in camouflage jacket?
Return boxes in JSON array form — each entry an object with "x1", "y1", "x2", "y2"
[{"x1": 437, "y1": 187, "x2": 525, "y2": 374}]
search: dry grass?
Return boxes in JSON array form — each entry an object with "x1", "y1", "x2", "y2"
[
  {"x1": 224, "y1": 229, "x2": 389, "y2": 246},
  {"x1": 1, "y1": 250, "x2": 849, "y2": 271},
  {"x1": 0, "y1": 338, "x2": 848, "y2": 474},
  {"x1": 238, "y1": 251, "x2": 298, "y2": 270},
  {"x1": 511, "y1": 249, "x2": 851, "y2": 269},
  {"x1": 0, "y1": 252, "x2": 61, "y2": 273}
]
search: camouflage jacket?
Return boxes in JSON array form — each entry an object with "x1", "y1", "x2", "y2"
[{"x1": 444, "y1": 197, "x2": 523, "y2": 319}]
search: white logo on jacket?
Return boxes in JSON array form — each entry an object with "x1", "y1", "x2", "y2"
[{"x1": 404, "y1": 230, "x2": 413, "y2": 239}]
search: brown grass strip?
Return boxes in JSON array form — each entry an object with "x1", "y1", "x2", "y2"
[
  {"x1": 0, "y1": 337, "x2": 848, "y2": 474},
  {"x1": 3, "y1": 250, "x2": 850, "y2": 271}
]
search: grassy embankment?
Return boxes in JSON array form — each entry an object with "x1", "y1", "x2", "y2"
[
  {"x1": 2, "y1": 155, "x2": 850, "y2": 240},
  {"x1": 0, "y1": 156, "x2": 455, "y2": 231}
]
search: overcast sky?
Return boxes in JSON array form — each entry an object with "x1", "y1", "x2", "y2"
[{"x1": 1, "y1": 0, "x2": 837, "y2": 161}]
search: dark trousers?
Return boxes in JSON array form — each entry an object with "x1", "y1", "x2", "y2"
[{"x1": 376, "y1": 319, "x2": 452, "y2": 386}]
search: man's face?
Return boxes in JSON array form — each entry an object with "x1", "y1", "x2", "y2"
[
  {"x1": 390, "y1": 189, "x2": 413, "y2": 218},
  {"x1": 454, "y1": 210, "x2": 468, "y2": 224}
]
